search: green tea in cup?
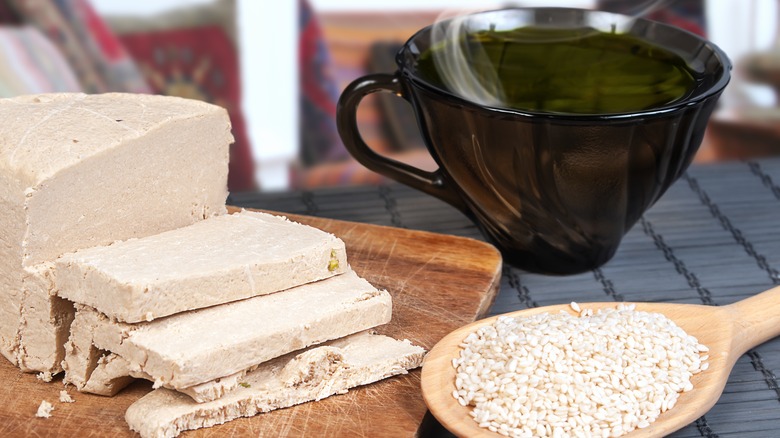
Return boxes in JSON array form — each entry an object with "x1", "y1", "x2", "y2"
[{"x1": 417, "y1": 26, "x2": 698, "y2": 114}]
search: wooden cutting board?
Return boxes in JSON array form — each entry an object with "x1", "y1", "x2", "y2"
[{"x1": 0, "y1": 211, "x2": 502, "y2": 437}]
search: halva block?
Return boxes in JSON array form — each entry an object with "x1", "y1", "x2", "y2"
[{"x1": 0, "y1": 93, "x2": 232, "y2": 372}]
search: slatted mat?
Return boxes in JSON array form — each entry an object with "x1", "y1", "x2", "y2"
[{"x1": 229, "y1": 157, "x2": 780, "y2": 437}]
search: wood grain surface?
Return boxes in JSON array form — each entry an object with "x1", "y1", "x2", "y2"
[{"x1": 0, "y1": 210, "x2": 502, "y2": 437}]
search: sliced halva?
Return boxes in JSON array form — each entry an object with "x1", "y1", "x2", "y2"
[
  {"x1": 0, "y1": 93, "x2": 232, "y2": 372},
  {"x1": 64, "y1": 308, "x2": 251, "y2": 401},
  {"x1": 56, "y1": 210, "x2": 348, "y2": 323},
  {"x1": 74, "y1": 348, "x2": 262, "y2": 402},
  {"x1": 125, "y1": 331, "x2": 425, "y2": 438},
  {"x1": 75, "y1": 270, "x2": 392, "y2": 389}
]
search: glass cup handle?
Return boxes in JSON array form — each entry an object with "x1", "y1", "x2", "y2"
[{"x1": 336, "y1": 73, "x2": 467, "y2": 212}]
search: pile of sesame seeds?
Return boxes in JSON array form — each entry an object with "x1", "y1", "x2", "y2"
[{"x1": 452, "y1": 303, "x2": 709, "y2": 438}]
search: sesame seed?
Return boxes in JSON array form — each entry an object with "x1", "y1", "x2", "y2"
[{"x1": 452, "y1": 304, "x2": 707, "y2": 437}]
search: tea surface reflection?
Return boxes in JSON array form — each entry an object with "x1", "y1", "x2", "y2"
[{"x1": 417, "y1": 26, "x2": 697, "y2": 114}]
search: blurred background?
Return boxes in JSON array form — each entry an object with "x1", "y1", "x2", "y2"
[{"x1": 3, "y1": 0, "x2": 779, "y2": 192}]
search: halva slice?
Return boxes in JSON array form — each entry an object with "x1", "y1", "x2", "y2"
[
  {"x1": 73, "y1": 350, "x2": 244, "y2": 401},
  {"x1": 56, "y1": 210, "x2": 348, "y2": 323},
  {"x1": 125, "y1": 331, "x2": 425, "y2": 438},
  {"x1": 0, "y1": 93, "x2": 232, "y2": 372},
  {"x1": 74, "y1": 349, "x2": 263, "y2": 403},
  {"x1": 66, "y1": 329, "x2": 251, "y2": 402},
  {"x1": 75, "y1": 270, "x2": 392, "y2": 389}
]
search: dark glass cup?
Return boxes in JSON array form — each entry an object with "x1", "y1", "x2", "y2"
[{"x1": 337, "y1": 8, "x2": 731, "y2": 275}]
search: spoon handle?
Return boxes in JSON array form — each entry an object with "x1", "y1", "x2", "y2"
[{"x1": 727, "y1": 285, "x2": 780, "y2": 354}]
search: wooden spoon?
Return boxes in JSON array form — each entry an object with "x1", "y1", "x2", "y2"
[{"x1": 421, "y1": 286, "x2": 780, "y2": 437}]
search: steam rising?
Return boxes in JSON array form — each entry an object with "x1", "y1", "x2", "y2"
[
  {"x1": 428, "y1": 1, "x2": 672, "y2": 108},
  {"x1": 430, "y1": 10, "x2": 506, "y2": 107}
]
